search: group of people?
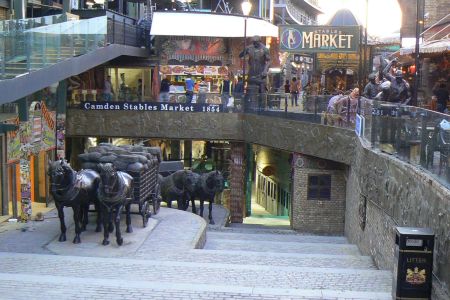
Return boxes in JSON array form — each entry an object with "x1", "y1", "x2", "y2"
[{"x1": 158, "y1": 73, "x2": 244, "y2": 110}]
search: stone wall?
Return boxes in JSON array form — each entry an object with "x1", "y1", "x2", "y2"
[
  {"x1": 66, "y1": 110, "x2": 244, "y2": 141},
  {"x1": 346, "y1": 142, "x2": 450, "y2": 299},
  {"x1": 292, "y1": 154, "x2": 347, "y2": 235}
]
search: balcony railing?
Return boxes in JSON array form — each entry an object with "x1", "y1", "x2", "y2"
[
  {"x1": 0, "y1": 12, "x2": 143, "y2": 80},
  {"x1": 69, "y1": 92, "x2": 450, "y2": 188}
]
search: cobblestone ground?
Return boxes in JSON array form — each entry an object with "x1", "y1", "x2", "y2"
[{"x1": 0, "y1": 205, "x2": 392, "y2": 299}]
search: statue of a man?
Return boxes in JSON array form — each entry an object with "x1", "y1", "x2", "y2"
[{"x1": 240, "y1": 35, "x2": 270, "y2": 91}]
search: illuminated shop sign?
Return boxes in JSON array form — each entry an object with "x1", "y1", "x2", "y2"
[
  {"x1": 279, "y1": 25, "x2": 360, "y2": 53},
  {"x1": 81, "y1": 102, "x2": 223, "y2": 113}
]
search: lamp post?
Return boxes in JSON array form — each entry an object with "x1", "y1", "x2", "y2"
[
  {"x1": 412, "y1": 0, "x2": 424, "y2": 106},
  {"x1": 241, "y1": 0, "x2": 252, "y2": 110}
]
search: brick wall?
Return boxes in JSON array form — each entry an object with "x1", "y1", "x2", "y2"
[
  {"x1": 229, "y1": 142, "x2": 245, "y2": 223},
  {"x1": 292, "y1": 154, "x2": 346, "y2": 235}
]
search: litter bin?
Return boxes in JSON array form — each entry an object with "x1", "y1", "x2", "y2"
[{"x1": 393, "y1": 227, "x2": 434, "y2": 299}]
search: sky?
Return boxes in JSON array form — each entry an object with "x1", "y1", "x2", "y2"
[{"x1": 317, "y1": 0, "x2": 402, "y2": 37}]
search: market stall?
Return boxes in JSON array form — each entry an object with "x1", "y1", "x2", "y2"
[{"x1": 160, "y1": 65, "x2": 229, "y2": 103}]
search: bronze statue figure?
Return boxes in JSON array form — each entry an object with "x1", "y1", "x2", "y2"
[
  {"x1": 159, "y1": 170, "x2": 197, "y2": 210},
  {"x1": 189, "y1": 170, "x2": 224, "y2": 225},
  {"x1": 97, "y1": 163, "x2": 133, "y2": 246},
  {"x1": 48, "y1": 159, "x2": 101, "y2": 244},
  {"x1": 240, "y1": 35, "x2": 271, "y2": 110}
]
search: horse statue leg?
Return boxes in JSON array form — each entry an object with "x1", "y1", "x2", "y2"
[
  {"x1": 125, "y1": 202, "x2": 133, "y2": 233},
  {"x1": 72, "y1": 205, "x2": 82, "y2": 244},
  {"x1": 80, "y1": 202, "x2": 89, "y2": 232},
  {"x1": 102, "y1": 208, "x2": 112, "y2": 245},
  {"x1": 94, "y1": 201, "x2": 103, "y2": 233},
  {"x1": 115, "y1": 205, "x2": 124, "y2": 246},
  {"x1": 56, "y1": 202, "x2": 67, "y2": 242},
  {"x1": 208, "y1": 200, "x2": 215, "y2": 225},
  {"x1": 199, "y1": 198, "x2": 205, "y2": 217},
  {"x1": 191, "y1": 196, "x2": 197, "y2": 214}
]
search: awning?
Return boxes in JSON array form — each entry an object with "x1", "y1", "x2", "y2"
[
  {"x1": 150, "y1": 12, "x2": 278, "y2": 38},
  {"x1": 400, "y1": 39, "x2": 450, "y2": 55}
]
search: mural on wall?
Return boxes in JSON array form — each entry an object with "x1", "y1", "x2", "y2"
[
  {"x1": 56, "y1": 114, "x2": 66, "y2": 160},
  {"x1": 6, "y1": 117, "x2": 20, "y2": 163},
  {"x1": 41, "y1": 102, "x2": 56, "y2": 151},
  {"x1": 19, "y1": 120, "x2": 32, "y2": 222}
]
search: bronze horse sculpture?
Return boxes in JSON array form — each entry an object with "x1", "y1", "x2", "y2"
[
  {"x1": 97, "y1": 163, "x2": 133, "y2": 246},
  {"x1": 159, "y1": 170, "x2": 197, "y2": 210},
  {"x1": 189, "y1": 170, "x2": 224, "y2": 225},
  {"x1": 48, "y1": 159, "x2": 101, "y2": 244}
]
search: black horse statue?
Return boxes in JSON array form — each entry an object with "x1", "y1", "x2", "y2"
[
  {"x1": 48, "y1": 159, "x2": 101, "y2": 244},
  {"x1": 189, "y1": 170, "x2": 224, "y2": 225},
  {"x1": 159, "y1": 170, "x2": 197, "y2": 210},
  {"x1": 97, "y1": 163, "x2": 133, "y2": 246}
]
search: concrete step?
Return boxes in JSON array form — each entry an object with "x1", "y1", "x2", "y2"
[
  {"x1": 0, "y1": 272, "x2": 392, "y2": 300},
  {"x1": 204, "y1": 237, "x2": 361, "y2": 255},
  {"x1": 140, "y1": 249, "x2": 378, "y2": 270},
  {"x1": 206, "y1": 231, "x2": 349, "y2": 244},
  {"x1": 0, "y1": 252, "x2": 392, "y2": 296}
]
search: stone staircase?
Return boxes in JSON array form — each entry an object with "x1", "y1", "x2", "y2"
[
  {"x1": 0, "y1": 207, "x2": 392, "y2": 299},
  {"x1": 0, "y1": 228, "x2": 392, "y2": 299}
]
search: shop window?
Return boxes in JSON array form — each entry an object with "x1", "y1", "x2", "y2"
[{"x1": 307, "y1": 175, "x2": 331, "y2": 200}]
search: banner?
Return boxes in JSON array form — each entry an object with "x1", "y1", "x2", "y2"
[
  {"x1": 279, "y1": 25, "x2": 360, "y2": 53},
  {"x1": 81, "y1": 101, "x2": 223, "y2": 113}
]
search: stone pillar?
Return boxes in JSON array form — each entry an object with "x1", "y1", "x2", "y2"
[
  {"x1": 13, "y1": 0, "x2": 26, "y2": 19},
  {"x1": 183, "y1": 140, "x2": 192, "y2": 168},
  {"x1": 170, "y1": 140, "x2": 181, "y2": 160},
  {"x1": 229, "y1": 142, "x2": 245, "y2": 223}
]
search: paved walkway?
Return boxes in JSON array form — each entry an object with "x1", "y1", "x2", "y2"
[{"x1": 0, "y1": 203, "x2": 392, "y2": 300}]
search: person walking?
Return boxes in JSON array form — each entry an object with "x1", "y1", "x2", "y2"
[
  {"x1": 220, "y1": 75, "x2": 233, "y2": 111},
  {"x1": 197, "y1": 76, "x2": 208, "y2": 104},
  {"x1": 103, "y1": 75, "x2": 114, "y2": 101},
  {"x1": 433, "y1": 81, "x2": 449, "y2": 113},
  {"x1": 185, "y1": 74, "x2": 195, "y2": 104},
  {"x1": 290, "y1": 77, "x2": 300, "y2": 107},
  {"x1": 284, "y1": 79, "x2": 290, "y2": 109},
  {"x1": 159, "y1": 75, "x2": 171, "y2": 102}
]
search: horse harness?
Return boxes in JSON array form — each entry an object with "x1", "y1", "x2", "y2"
[
  {"x1": 51, "y1": 170, "x2": 84, "y2": 203},
  {"x1": 98, "y1": 172, "x2": 131, "y2": 212}
]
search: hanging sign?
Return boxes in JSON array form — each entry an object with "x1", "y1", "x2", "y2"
[{"x1": 279, "y1": 25, "x2": 360, "y2": 53}]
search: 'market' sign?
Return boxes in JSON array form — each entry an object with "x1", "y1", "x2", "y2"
[{"x1": 279, "y1": 25, "x2": 360, "y2": 53}]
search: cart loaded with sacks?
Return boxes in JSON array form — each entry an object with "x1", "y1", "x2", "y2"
[{"x1": 78, "y1": 143, "x2": 162, "y2": 227}]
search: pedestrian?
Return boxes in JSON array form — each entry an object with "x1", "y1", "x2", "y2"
[
  {"x1": 432, "y1": 81, "x2": 449, "y2": 113},
  {"x1": 290, "y1": 77, "x2": 300, "y2": 106},
  {"x1": 233, "y1": 76, "x2": 244, "y2": 110},
  {"x1": 197, "y1": 76, "x2": 208, "y2": 104},
  {"x1": 185, "y1": 74, "x2": 195, "y2": 104},
  {"x1": 220, "y1": 74, "x2": 233, "y2": 111},
  {"x1": 159, "y1": 75, "x2": 171, "y2": 102},
  {"x1": 284, "y1": 80, "x2": 290, "y2": 108},
  {"x1": 103, "y1": 75, "x2": 114, "y2": 101}
]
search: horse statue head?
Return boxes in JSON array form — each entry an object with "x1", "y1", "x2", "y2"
[
  {"x1": 48, "y1": 159, "x2": 75, "y2": 193},
  {"x1": 205, "y1": 170, "x2": 224, "y2": 194},
  {"x1": 98, "y1": 163, "x2": 119, "y2": 196},
  {"x1": 173, "y1": 170, "x2": 197, "y2": 194}
]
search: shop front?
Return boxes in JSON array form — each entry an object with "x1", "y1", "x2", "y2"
[
  {"x1": 4, "y1": 89, "x2": 58, "y2": 221},
  {"x1": 150, "y1": 11, "x2": 279, "y2": 104}
]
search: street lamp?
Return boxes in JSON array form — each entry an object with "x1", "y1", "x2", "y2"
[{"x1": 241, "y1": 0, "x2": 252, "y2": 103}]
